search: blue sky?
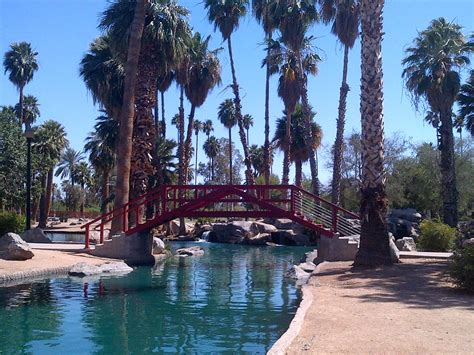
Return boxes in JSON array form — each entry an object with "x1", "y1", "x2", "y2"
[{"x1": 1, "y1": 0, "x2": 473, "y2": 184}]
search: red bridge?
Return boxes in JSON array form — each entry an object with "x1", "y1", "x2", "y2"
[{"x1": 82, "y1": 185, "x2": 360, "y2": 248}]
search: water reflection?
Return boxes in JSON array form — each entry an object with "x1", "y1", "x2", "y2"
[{"x1": 0, "y1": 243, "x2": 308, "y2": 353}]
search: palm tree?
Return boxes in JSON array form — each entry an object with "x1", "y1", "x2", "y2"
[
  {"x1": 218, "y1": 99, "x2": 238, "y2": 184},
  {"x1": 33, "y1": 120, "x2": 68, "y2": 228},
  {"x1": 171, "y1": 113, "x2": 181, "y2": 142},
  {"x1": 80, "y1": 35, "x2": 125, "y2": 121},
  {"x1": 102, "y1": 0, "x2": 146, "y2": 233},
  {"x1": 75, "y1": 161, "x2": 91, "y2": 216},
  {"x1": 55, "y1": 148, "x2": 85, "y2": 186},
  {"x1": 14, "y1": 95, "x2": 40, "y2": 127},
  {"x1": 457, "y1": 69, "x2": 474, "y2": 137},
  {"x1": 181, "y1": 33, "x2": 222, "y2": 187},
  {"x1": 101, "y1": 0, "x2": 191, "y2": 200},
  {"x1": 202, "y1": 119, "x2": 214, "y2": 140},
  {"x1": 273, "y1": 104, "x2": 322, "y2": 186},
  {"x1": 203, "y1": 136, "x2": 219, "y2": 180},
  {"x1": 3, "y1": 42, "x2": 39, "y2": 127},
  {"x1": 319, "y1": 0, "x2": 360, "y2": 204},
  {"x1": 243, "y1": 114, "x2": 254, "y2": 145},
  {"x1": 276, "y1": 0, "x2": 320, "y2": 194},
  {"x1": 193, "y1": 120, "x2": 203, "y2": 185},
  {"x1": 154, "y1": 137, "x2": 178, "y2": 184},
  {"x1": 402, "y1": 18, "x2": 472, "y2": 227},
  {"x1": 204, "y1": 0, "x2": 255, "y2": 185},
  {"x1": 157, "y1": 70, "x2": 175, "y2": 138},
  {"x1": 253, "y1": 0, "x2": 279, "y2": 186},
  {"x1": 84, "y1": 114, "x2": 118, "y2": 214},
  {"x1": 353, "y1": 0, "x2": 392, "y2": 267}
]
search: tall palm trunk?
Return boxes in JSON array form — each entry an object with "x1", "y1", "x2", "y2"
[
  {"x1": 439, "y1": 108, "x2": 458, "y2": 226},
  {"x1": 228, "y1": 128, "x2": 233, "y2": 184},
  {"x1": 44, "y1": 167, "x2": 54, "y2": 222},
  {"x1": 110, "y1": 0, "x2": 146, "y2": 234},
  {"x1": 211, "y1": 156, "x2": 215, "y2": 181},
  {"x1": 38, "y1": 174, "x2": 47, "y2": 228},
  {"x1": 281, "y1": 111, "x2": 291, "y2": 186},
  {"x1": 161, "y1": 91, "x2": 166, "y2": 138},
  {"x1": 295, "y1": 160, "x2": 303, "y2": 187},
  {"x1": 18, "y1": 85, "x2": 24, "y2": 127},
  {"x1": 154, "y1": 86, "x2": 160, "y2": 137},
  {"x1": 331, "y1": 45, "x2": 350, "y2": 204},
  {"x1": 194, "y1": 131, "x2": 199, "y2": 185},
  {"x1": 177, "y1": 86, "x2": 186, "y2": 234},
  {"x1": 263, "y1": 33, "x2": 272, "y2": 186},
  {"x1": 130, "y1": 51, "x2": 157, "y2": 200},
  {"x1": 101, "y1": 169, "x2": 110, "y2": 214},
  {"x1": 227, "y1": 36, "x2": 254, "y2": 185},
  {"x1": 183, "y1": 105, "x2": 195, "y2": 185},
  {"x1": 354, "y1": 0, "x2": 392, "y2": 267}
]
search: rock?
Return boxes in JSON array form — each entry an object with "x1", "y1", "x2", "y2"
[
  {"x1": 462, "y1": 238, "x2": 474, "y2": 248},
  {"x1": 247, "y1": 233, "x2": 272, "y2": 245},
  {"x1": 271, "y1": 230, "x2": 311, "y2": 246},
  {"x1": 389, "y1": 237, "x2": 400, "y2": 263},
  {"x1": 193, "y1": 224, "x2": 213, "y2": 239},
  {"x1": 152, "y1": 237, "x2": 166, "y2": 254},
  {"x1": 98, "y1": 261, "x2": 133, "y2": 274},
  {"x1": 298, "y1": 262, "x2": 316, "y2": 272},
  {"x1": 301, "y1": 249, "x2": 318, "y2": 264},
  {"x1": 210, "y1": 222, "x2": 251, "y2": 244},
  {"x1": 0, "y1": 233, "x2": 34, "y2": 260},
  {"x1": 253, "y1": 221, "x2": 278, "y2": 234},
  {"x1": 285, "y1": 265, "x2": 310, "y2": 283},
  {"x1": 21, "y1": 228, "x2": 51, "y2": 243},
  {"x1": 274, "y1": 218, "x2": 294, "y2": 230},
  {"x1": 69, "y1": 261, "x2": 133, "y2": 277},
  {"x1": 168, "y1": 219, "x2": 194, "y2": 236},
  {"x1": 388, "y1": 209, "x2": 421, "y2": 240},
  {"x1": 459, "y1": 220, "x2": 474, "y2": 239},
  {"x1": 175, "y1": 246, "x2": 204, "y2": 257},
  {"x1": 395, "y1": 237, "x2": 417, "y2": 252}
]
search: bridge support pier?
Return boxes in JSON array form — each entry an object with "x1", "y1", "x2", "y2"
[
  {"x1": 90, "y1": 231, "x2": 155, "y2": 266},
  {"x1": 315, "y1": 234, "x2": 360, "y2": 263}
]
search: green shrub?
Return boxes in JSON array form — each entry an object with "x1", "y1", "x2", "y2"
[
  {"x1": 0, "y1": 212, "x2": 25, "y2": 236},
  {"x1": 449, "y1": 244, "x2": 474, "y2": 293},
  {"x1": 418, "y1": 220, "x2": 456, "y2": 252}
]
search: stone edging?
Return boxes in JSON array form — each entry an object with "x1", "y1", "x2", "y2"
[
  {"x1": 268, "y1": 262, "x2": 328, "y2": 355},
  {"x1": 0, "y1": 266, "x2": 73, "y2": 286}
]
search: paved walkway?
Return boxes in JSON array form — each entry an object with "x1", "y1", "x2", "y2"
[{"x1": 279, "y1": 259, "x2": 474, "y2": 354}]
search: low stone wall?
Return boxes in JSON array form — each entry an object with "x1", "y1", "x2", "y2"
[{"x1": 0, "y1": 265, "x2": 72, "y2": 285}]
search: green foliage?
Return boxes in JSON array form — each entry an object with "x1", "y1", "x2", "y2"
[
  {"x1": 418, "y1": 220, "x2": 457, "y2": 252},
  {"x1": 449, "y1": 244, "x2": 474, "y2": 293},
  {"x1": 0, "y1": 212, "x2": 25, "y2": 236}
]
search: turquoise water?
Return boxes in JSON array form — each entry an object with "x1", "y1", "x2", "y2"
[{"x1": 0, "y1": 242, "x2": 310, "y2": 354}]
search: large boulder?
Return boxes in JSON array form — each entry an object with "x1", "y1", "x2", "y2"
[
  {"x1": 389, "y1": 235, "x2": 400, "y2": 263},
  {"x1": 210, "y1": 222, "x2": 254, "y2": 244},
  {"x1": 395, "y1": 237, "x2": 417, "y2": 252},
  {"x1": 69, "y1": 261, "x2": 133, "y2": 277},
  {"x1": 247, "y1": 233, "x2": 272, "y2": 246},
  {"x1": 0, "y1": 233, "x2": 34, "y2": 260},
  {"x1": 285, "y1": 264, "x2": 311, "y2": 284},
  {"x1": 271, "y1": 230, "x2": 311, "y2": 246},
  {"x1": 21, "y1": 228, "x2": 51, "y2": 243},
  {"x1": 274, "y1": 218, "x2": 294, "y2": 230},
  {"x1": 152, "y1": 237, "x2": 166, "y2": 254},
  {"x1": 301, "y1": 249, "x2": 318, "y2": 265},
  {"x1": 388, "y1": 209, "x2": 421, "y2": 240},
  {"x1": 175, "y1": 246, "x2": 204, "y2": 257},
  {"x1": 168, "y1": 219, "x2": 194, "y2": 236},
  {"x1": 253, "y1": 221, "x2": 278, "y2": 234},
  {"x1": 193, "y1": 224, "x2": 213, "y2": 239}
]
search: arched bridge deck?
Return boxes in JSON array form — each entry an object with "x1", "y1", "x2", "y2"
[{"x1": 82, "y1": 185, "x2": 360, "y2": 248}]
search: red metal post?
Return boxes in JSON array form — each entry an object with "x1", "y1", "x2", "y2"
[
  {"x1": 100, "y1": 222, "x2": 104, "y2": 244},
  {"x1": 85, "y1": 225, "x2": 90, "y2": 249},
  {"x1": 122, "y1": 206, "x2": 127, "y2": 233}
]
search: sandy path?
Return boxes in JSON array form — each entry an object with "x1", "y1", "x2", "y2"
[{"x1": 285, "y1": 259, "x2": 474, "y2": 354}]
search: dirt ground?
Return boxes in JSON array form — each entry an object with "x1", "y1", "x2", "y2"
[
  {"x1": 286, "y1": 259, "x2": 474, "y2": 354},
  {"x1": 0, "y1": 248, "x2": 112, "y2": 277}
]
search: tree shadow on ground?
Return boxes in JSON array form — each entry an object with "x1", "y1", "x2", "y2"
[{"x1": 318, "y1": 260, "x2": 473, "y2": 311}]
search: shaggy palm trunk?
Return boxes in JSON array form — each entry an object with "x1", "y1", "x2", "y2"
[
  {"x1": 38, "y1": 174, "x2": 47, "y2": 228},
  {"x1": 183, "y1": 105, "x2": 196, "y2": 185},
  {"x1": 161, "y1": 91, "x2": 166, "y2": 138},
  {"x1": 44, "y1": 168, "x2": 54, "y2": 222},
  {"x1": 18, "y1": 85, "x2": 24, "y2": 127},
  {"x1": 154, "y1": 86, "x2": 160, "y2": 137},
  {"x1": 354, "y1": 0, "x2": 392, "y2": 267},
  {"x1": 194, "y1": 132, "x2": 199, "y2": 185},
  {"x1": 177, "y1": 86, "x2": 186, "y2": 234},
  {"x1": 439, "y1": 108, "x2": 458, "y2": 227},
  {"x1": 263, "y1": 34, "x2": 272, "y2": 186},
  {"x1": 110, "y1": 0, "x2": 146, "y2": 234},
  {"x1": 295, "y1": 160, "x2": 303, "y2": 187},
  {"x1": 331, "y1": 45, "x2": 350, "y2": 204},
  {"x1": 281, "y1": 111, "x2": 291, "y2": 186},
  {"x1": 227, "y1": 36, "x2": 254, "y2": 185},
  {"x1": 228, "y1": 128, "x2": 233, "y2": 184},
  {"x1": 130, "y1": 52, "x2": 157, "y2": 200},
  {"x1": 297, "y1": 55, "x2": 319, "y2": 195},
  {"x1": 101, "y1": 169, "x2": 110, "y2": 214}
]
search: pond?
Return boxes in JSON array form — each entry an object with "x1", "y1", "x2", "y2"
[{"x1": 0, "y1": 242, "x2": 311, "y2": 354}]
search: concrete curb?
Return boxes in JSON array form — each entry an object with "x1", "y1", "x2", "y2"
[
  {"x1": 268, "y1": 261, "x2": 328, "y2": 355},
  {"x1": 0, "y1": 266, "x2": 73, "y2": 286}
]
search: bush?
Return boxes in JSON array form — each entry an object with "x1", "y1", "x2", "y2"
[
  {"x1": 449, "y1": 244, "x2": 474, "y2": 293},
  {"x1": 0, "y1": 212, "x2": 25, "y2": 236},
  {"x1": 418, "y1": 220, "x2": 456, "y2": 252}
]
